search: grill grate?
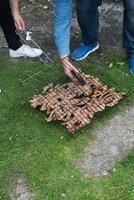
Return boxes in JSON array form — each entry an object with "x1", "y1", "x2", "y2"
[{"x1": 30, "y1": 72, "x2": 125, "y2": 134}]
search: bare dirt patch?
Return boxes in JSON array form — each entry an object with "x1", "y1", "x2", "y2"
[
  {"x1": 10, "y1": 177, "x2": 35, "y2": 200},
  {"x1": 77, "y1": 106, "x2": 134, "y2": 178}
]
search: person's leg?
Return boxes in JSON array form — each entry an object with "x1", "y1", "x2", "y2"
[
  {"x1": 71, "y1": 0, "x2": 102, "y2": 61},
  {"x1": 76, "y1": 0, "x2": 102, "y2": 46},
  {"x1": 54, "y1": 0, "x2": 73, "y2": 57},
  {"x1": 0, "y1": 0, "x2": 43, "y2": 58},
  {"x1": 123, "y1": 0, "x2": 134, "y2": 57},
  {"x1": 0, "y1": 0, "x2": 22, "y2": 50},
  {"x1": 123, "y1": 0, "x2": 134, "y2": 74}
]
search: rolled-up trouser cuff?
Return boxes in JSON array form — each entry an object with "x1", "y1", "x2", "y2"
[
  {"x1": 82, "y1": 40, "x2": 98, "y2": 47},
  {"x1": 124, "y1": 49, "x2": 134, "y2": 58},
  {"x1": 57, "y1": 46, "x2": 70, "y2": 57}
]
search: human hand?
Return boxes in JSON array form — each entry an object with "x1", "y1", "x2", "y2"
[
  {"x1": 14, "y1": 13, "x2": 25, "y2": 31},
  {"x1": 61, "y1": 57, "x2": 80, "y2": 80}
]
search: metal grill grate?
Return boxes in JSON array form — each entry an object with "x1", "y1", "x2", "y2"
[{"x1": 30, "y1": 73, "x2": 125, "y2": 134}]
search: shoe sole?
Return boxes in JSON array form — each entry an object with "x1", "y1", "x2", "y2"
[
  {"x1": 10, "y1": 55, "x2": 26, "y2": 58},
  {"x1": 71, "y1": 44, "x2": 100, "y2": 61},
  {"x1": 9, "y1": 53, "x2": 43, "y2": 58},
  {"x1": 130, "y1": 68, "x2": 134, "y2": 75}
]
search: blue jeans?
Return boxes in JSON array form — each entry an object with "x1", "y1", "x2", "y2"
[
  {"x1": 76, "y1": 0, "x2": 134, "y2": 57},
  {"x1": 54, "y1": 0, "x2": 72, "y2": 57},
  {"x1": 54, "y1": 0, "x2": 134, "y2": 57}
]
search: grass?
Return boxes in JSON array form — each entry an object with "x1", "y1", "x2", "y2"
[{"x1": 0, "y1": 54, "x2": 134, "y2": 200}]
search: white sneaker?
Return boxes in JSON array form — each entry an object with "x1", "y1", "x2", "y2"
[{"x1": 9, "y1": 44, "x2": 43, "y2": 58}]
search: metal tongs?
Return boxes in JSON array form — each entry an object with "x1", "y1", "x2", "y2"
[{"x1": 71, "y1": 70, "x2": 86, "y2": 85}]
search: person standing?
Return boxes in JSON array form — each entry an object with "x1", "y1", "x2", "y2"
[
  {"x1": 0, "y1": 0, "x2": 43, "y2": 58},
  {"x1": 71, "y1": 0, "x2": 134, "y2": 75}
]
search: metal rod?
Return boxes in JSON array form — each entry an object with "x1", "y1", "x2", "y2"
[{"x1": 16, "y1": 30, "x2": 48, "y2": 66}]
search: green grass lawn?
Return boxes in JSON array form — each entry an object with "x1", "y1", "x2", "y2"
[{"x1": 0, "y1": 55, "x2": 134, "y2": 200}]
